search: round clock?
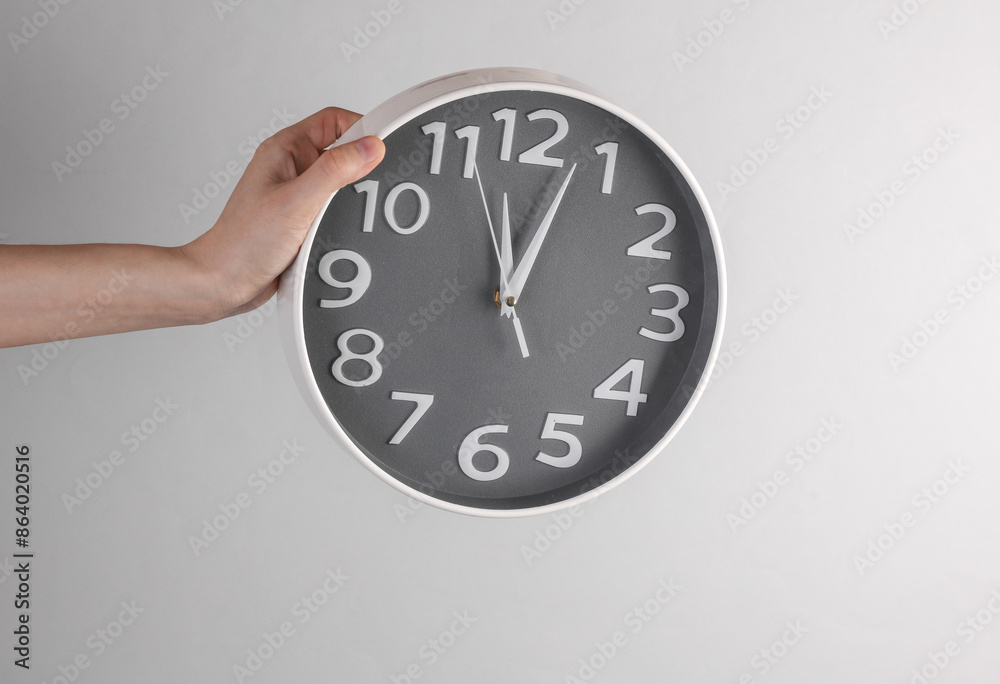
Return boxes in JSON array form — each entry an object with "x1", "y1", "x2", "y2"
[{"x1": 279, "y1": 67, "x2": 725, "y2": 517}]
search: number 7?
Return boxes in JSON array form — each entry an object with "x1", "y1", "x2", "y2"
[{"x1": 388, "y1": 392, "x2": 434, "y2": 445}]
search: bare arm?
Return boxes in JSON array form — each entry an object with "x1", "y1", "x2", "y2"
[{"x1": 0, "y1": 107, "x2": 384, "y2": 349}]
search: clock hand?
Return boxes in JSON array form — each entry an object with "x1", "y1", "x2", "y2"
[
  {"x1": 505, "y1": 163, "x2": 577, "y2": 304},
  {"x1": 473, "y1": 164, "x2": 529, "y2": 358},
  {"x1": 473, "y1": 162, "x2": 510, "y2": 294},
  {"x1": 510, "y1": 311, "x2": 529, "y2": 358},
  {"x1": 499, "y1": 193, "x2": 515, "y2": 317},
  {"x1": 499, "y1": 194, "x2": 529, "y2": 356}
]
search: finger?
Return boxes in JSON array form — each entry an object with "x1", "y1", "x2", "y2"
[
  {"x1": 292, "y1": 135, "x2": 385, "y2": 211},
  {"x1": 271, "y1": 107, "x2": 363, "y2": 152}
]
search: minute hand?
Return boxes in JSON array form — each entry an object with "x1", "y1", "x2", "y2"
[{"x1": 504, "y1": 163, "x2": 577, "y2": 303}]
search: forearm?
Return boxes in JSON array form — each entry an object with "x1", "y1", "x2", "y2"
[
  {"x1": 0, "y1": 243, "x2": 221, "y2": 348},
  {"x1": 0, "y1": 109, "x2": 383, "y2": 350}
]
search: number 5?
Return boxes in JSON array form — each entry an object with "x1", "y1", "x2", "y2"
[{"x1": 536, "y1": 413, "x2": 584, "y2": 469}]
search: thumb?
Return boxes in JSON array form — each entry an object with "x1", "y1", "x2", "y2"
[{"x1": 296, "y1": 135, "x2": 384, "y2": 208}]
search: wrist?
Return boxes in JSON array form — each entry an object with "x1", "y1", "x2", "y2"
[{"x1": 173, "y1": 241, "x2": 235, "y2": 324}]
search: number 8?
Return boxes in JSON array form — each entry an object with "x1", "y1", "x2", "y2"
[{"x1": 331, "y1": 329, "x2": 384, "y2": 387}]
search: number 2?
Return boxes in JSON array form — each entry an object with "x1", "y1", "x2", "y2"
[
  {"x1": 627, "y1": 203, "x2": 675, "y2": 260},
  {"x1": 518, "y1": 109, "x2": 568, "y2": 167}
]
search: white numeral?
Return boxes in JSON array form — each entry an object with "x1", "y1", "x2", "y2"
[
  {"x1": 388, "y1": 392, "x2": 434, "y2": 445},
  {"x1": 536, "y1": 413, "x2": 584, "y2": 469},
  {"x1": 421, "y1": 121, "x2": 447, "y2": 175},
  {"x1": 318, "y1": 250, "x2": 371, "y2": 309},
  {"x1": 639, "y1": 284, "x2": 689, "y2": 342},
  {"x1": 384, "y1": 182, "x2": 430, "y2": 234},
  {"x1": 593, "y1": 359, "x2": 647, "y2": 417},
  {"x1": 331, "y1": 329, "x2": 384, "y2": 388},
  {"x1": 492, "y1": 108, "x2": 517, "y2": 161},
  {"x1": 518, "y1": 109, "x2": 568, "y2": 167},
  {"x1": 627, "y1": 203, "x2": 675, "y2": 260},
  {"x1": 355, "y1": 180, "x2": 430, "y2": 235},
  {"x1": 458, "y1": 425, "x2": 510, "y2": 481},
  {"x1": 454, "y1": 125, "x2": 480, "y2": 179},
  {"x1": 354, "y1": 180, "x2": 379, "y2": 233},
  {"x1": 595, "y1": 142, "x2": 618, "y2": 194}
]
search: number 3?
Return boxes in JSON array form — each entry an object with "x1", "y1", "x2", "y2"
[{"x1": 639, "y1": 284, "x2": 689, "y2": 342}]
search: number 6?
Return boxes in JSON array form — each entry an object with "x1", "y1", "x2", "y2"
[{"x1": 458, "y1": 425, "x2": 510, "y2": 481}]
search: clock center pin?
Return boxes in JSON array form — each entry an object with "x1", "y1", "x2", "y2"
[{"x1": 493, "y1": 288, "x2": 517, "y2": 308}]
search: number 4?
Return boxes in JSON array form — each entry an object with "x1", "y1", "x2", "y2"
[{"x1": 593, "y1": 359, "x2": 647, "y2": 416}]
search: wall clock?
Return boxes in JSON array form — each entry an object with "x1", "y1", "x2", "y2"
[{"x1": 279, "y1": 67, "x2": 725, "y2": 517}]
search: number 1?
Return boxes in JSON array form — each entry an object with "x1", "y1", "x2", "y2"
[{"x1": 595, "y1": 142, "x2": 618, "y2": 194}]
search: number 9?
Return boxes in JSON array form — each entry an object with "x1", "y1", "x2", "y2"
[{"x1": 318, "y1": 250, "x2": 371, "y2": 309}]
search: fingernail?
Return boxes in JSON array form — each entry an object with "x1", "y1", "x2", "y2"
[{"x1": 355, "y1": 137, "x2": 380, "y2": 164}]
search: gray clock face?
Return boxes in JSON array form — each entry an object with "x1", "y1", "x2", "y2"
[{"x1": 300, "y1": 89, "x2": 721, "y2": 511}]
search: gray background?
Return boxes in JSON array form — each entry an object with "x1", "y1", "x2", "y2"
[{"x1": 1, "y1": 1, "x2": 998, "y2": 683}]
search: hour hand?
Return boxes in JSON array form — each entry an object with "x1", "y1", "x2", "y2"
[
  {"x1": 499, "y1": 193, "x2": 514, "y2": 317},
  {"x1": 505, "y1": 163, "x2": 577, "y2": 304}
]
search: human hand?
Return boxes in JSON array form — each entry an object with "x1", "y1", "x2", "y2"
[
  {"x1": 181, "y1": 107, "x2": 385, "y2": 319},
  {"x1": 0, "y1": 107, "x2": 384, "y2": 349}
]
